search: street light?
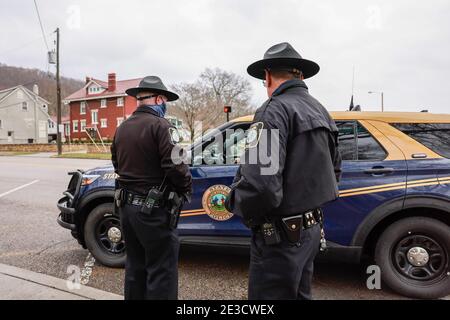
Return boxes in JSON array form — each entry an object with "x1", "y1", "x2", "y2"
[{"x1": 368, "y1": 91, "x2": 384, "y2": 112}]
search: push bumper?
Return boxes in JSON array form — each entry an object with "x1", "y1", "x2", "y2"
[
  {"x1": 56, "y1": 170, "x2": 83, "y2": 232},
  {"x1": 57, "y1": 195, "x2": 76, "y2": 231}
]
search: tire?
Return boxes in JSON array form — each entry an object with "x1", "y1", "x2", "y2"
[
  {"x1": 375, "y1": 217, "x2": 450, "y2": 299},
  {"x1": 84, "y1": 203, "x2": 126, "y2": 268}
]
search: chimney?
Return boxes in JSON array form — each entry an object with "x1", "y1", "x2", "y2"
[
  {"x1": 85, "y1": 76, "x2": 91, "y2": 84},
  {"x1": 108, "y1": 73, "x2": 117, "y2": 92},
  {"x1": 32, "y1": 84, "x2": 39, "y2": 96}
]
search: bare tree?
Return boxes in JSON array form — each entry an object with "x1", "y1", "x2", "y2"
[
  {"x1": 199, "y1": 68, "x2": 253, "y2": 125},
  {"x1": 170, "y1": 82, "x2": 209, "y2": 141}
]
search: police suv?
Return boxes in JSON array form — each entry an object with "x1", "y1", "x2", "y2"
[{"x1": 57, "y1": 111, "x2": 450, "y2": 299}]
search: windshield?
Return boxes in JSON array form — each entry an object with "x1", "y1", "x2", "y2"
[{"x1": 191, "y1": 122, "x2": 234, "y2": 149}]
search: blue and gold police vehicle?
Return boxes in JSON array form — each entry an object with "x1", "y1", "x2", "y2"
[{"x1": 57, "y1": 111, "x2": 450, "y2": 299}]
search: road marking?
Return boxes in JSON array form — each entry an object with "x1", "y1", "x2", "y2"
[
  {"x1": 0, "y1": 180, "x2": 39, "y2": 199},
  {"x1": 80, "y1": 253, "x2": 96, "y2": 285},
  {"x1": 0, "y1": 250, "x2": 39, "y2": 258}
]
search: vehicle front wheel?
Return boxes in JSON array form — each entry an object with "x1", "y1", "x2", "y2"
[
  {"x1": 375, "y1": 217, "x2": 450, "y2": 299},
  {"x1": 84, "y1": 203, "x2": 126, "y2": 268}
]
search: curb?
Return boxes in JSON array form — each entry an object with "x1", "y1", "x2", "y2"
[{"x1": 0, "y1": 264, "x2": 123, "y2": 300}]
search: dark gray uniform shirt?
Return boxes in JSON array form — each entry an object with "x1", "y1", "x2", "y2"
[
  {"x1": 227, "y1": 79, "x2": 342, "y2": 226},
  {"x1": 111, "y1": 106, "x2": 192, "y2": 196}
]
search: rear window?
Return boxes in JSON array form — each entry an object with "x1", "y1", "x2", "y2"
[
  {"x1": 392, "y1": 123, "x2": 450, "y2": 158},
  {"x1": 336, "y1": 121, "x2": 387, "y2": 161}
]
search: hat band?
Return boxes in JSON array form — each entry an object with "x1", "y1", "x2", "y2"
[
  {"x1": 267, "y1": 67, "x2": 302, "y2": 74},
  {"x1": 136, "y1": 94, "x2": 157, "y2": 101}
]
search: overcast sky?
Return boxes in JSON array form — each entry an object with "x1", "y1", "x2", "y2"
[{"x1": 1, "y1": 0, "x2": 449, "y2": 113}]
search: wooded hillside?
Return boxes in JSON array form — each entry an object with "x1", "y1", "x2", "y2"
[{"x1": 0, "y1": 63, "x2": 84, "y2": 116}]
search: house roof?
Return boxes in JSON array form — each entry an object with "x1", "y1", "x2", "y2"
[
  {"x1": 64, "y1": 77, "x2": 143, "y2": 102},
  {"x1": 0, "y1": 85, "x2": 21, "y2": 101},
  {"x1": 0, "y1": 91, "x2": 9, "y2": 101},
  {"x1": 0, "y1": 85, "x2": 51, "y2": 120},
  {"x1": 0, "y1": 85, "x2": 50, "y2": 105}
]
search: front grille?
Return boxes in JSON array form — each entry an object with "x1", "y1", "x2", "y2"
[{"x1": 61, "y1": 211, "x2": 75, "y2": 224}]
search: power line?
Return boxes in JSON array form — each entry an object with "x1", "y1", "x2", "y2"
[
  {"x1": 33, "y1": 0, "x2": 50, "y2": 51},
  {"x1": 0, "y1": 33, "x2": 51, "y2": 56}
]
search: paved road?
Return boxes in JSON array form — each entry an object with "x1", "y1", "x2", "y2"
[{"x1": 0, "y1": 155, "x2": 407, "y2": 300}]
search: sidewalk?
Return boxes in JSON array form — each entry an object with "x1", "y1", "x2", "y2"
[
  {"x1": 16, "y1": 152, "x2": 57, "y2": 158},
  {"x1": 0, "y1": 264, "x2": 123, "y2": 300}
]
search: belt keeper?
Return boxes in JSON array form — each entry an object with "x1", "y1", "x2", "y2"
[{"x1": 304, "y1": 212, "x2": 315, "y2": 228}]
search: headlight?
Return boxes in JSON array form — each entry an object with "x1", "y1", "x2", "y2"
[{"x1": 81, "y1": 174, "x2": 101, "y2": 186}]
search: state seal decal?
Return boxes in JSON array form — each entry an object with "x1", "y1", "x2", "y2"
[{"x1": 202, "y1": 185, "x2": 234, "y2": 221}]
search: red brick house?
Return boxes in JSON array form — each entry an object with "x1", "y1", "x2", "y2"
[{"x1": 64, "y1": 73, "x2": 142, "y2": 141}]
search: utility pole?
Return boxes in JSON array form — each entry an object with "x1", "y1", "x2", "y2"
[{"x1": 56, "y1": 27, "x2": 62, "y2": 155}]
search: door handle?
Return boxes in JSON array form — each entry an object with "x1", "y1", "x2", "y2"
[{"x1": 364, "y1": 167, "x2": 395, "y2": 175}]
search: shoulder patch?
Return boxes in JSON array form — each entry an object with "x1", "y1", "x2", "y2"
[
  {"x1": 169, "y1": 127, "x2": 181, "y2": 145},
  {"x1": 246, "y1": 122, "x2": 264, "y2": 149}
]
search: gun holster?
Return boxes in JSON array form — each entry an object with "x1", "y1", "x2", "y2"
[
  {"x1": 281, "y1": 215, "x2": 303, "y2": 245},
  {"x1": 167, "y1": 192, "x2": 183, "y2": 230},
  {"x1": 114, "y1": 189, "x2": 125, "y2": 215}
]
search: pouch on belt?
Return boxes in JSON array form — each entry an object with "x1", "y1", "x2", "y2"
[{"x1": 281, "y1": 214, "x2": 303, "y2": 244}]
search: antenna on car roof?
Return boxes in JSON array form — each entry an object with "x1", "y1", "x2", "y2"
[
  {"x1": 348, "y1": 66, "x2": 356, "y2": 111},
  {"x1": 349, "y1": 95, "x2": 355, "y2": 111}
]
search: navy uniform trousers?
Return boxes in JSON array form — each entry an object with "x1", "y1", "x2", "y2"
[
  {"x1": 119, "y1": 203, "x2": 179, "y2": 300},
  {"x1": 248, "y1": 224, "x2": 321, "y2": 300}
]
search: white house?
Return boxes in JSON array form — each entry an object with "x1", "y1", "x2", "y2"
[{"x1": 0, "y1": 84, "x2": 51, "y2": 144}]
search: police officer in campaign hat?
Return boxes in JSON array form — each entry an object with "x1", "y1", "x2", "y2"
[
  {"x1": 111, "y1": 76, "x2": 192, "y2": 300},
  {"x1": 226, "y1": 42, "x2": 342, "y2": 300}
]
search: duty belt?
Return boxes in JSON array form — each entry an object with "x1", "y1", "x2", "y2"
[
  {"x1": 124, "y1": 190, "x2": 164, "y2": 207},
  {"x1": 253, "y1": 209, "x2": 321, "y2": 233}
]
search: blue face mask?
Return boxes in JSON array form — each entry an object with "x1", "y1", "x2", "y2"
[{"x1": 146, "y1": 103, "x2": 167, "y2": 118}]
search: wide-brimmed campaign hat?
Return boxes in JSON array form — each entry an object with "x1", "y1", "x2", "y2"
[
  {"x1": 126, "y1": 76, "x2": 179, "y2": 102},
  {"x1": 247, "y1": 42, "x2": 320, "y2": 80}
]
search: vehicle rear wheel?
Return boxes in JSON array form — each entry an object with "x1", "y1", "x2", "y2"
[
  {"x1": 84, "y1": 203, "x2": 126, "y2": 268},
  {"x1": 375, "y1": 217, "x2": 450, "y2": 299}
]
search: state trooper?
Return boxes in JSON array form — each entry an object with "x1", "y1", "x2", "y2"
[
  {"x1": 111, "y1": 76, "x2": 192, "y2": 300},
  {"x1": 226, "y1": 42, "x2": 342, "y2": 300}
]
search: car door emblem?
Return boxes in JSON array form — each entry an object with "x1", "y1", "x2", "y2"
[{"x1": 202, "y1": 185, "x2": 234, "y2": 221}]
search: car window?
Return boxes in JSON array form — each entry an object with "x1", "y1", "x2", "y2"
[
  {"x1": 392, "y1": 123, "x2": 450, "y2": 159},
  {"x1": 336, "y1": 121, "x2": 387, "y2": 161},
  {"x1": 193, "y1": 123, "x2": 250, "y2": 166},
  {"x1": 336, "y1": 121, "x2": 357, "y2": 160}
]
